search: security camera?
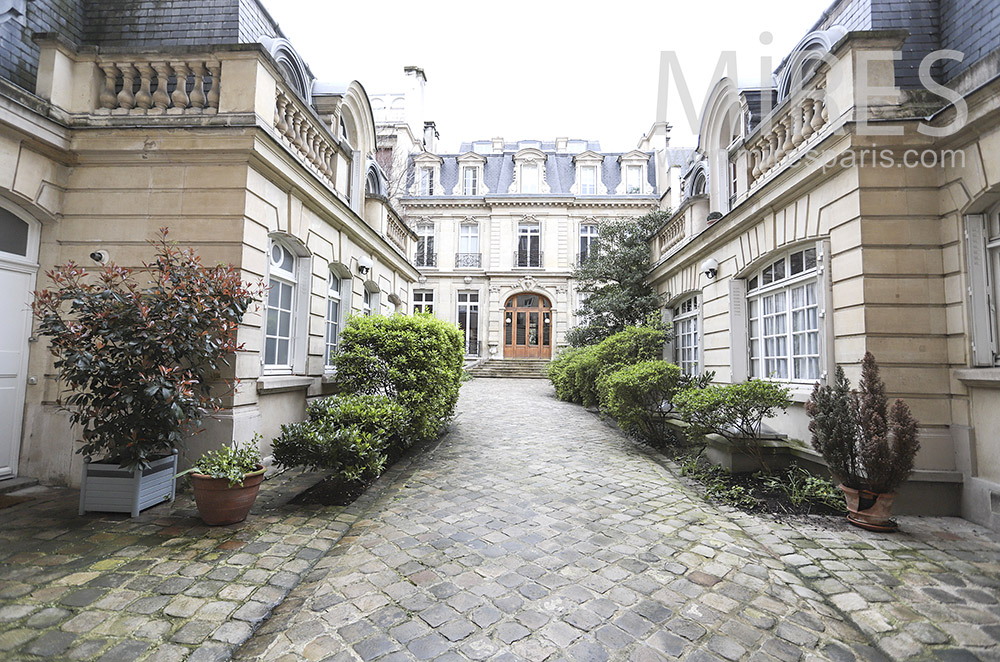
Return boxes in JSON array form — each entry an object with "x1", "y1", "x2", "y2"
[
  {"x1": 89, "y1": 250, "x2": 109, "y2": 264},
  {"x1": 701, "y1": 258, "x2": 719, "y2": 280}
]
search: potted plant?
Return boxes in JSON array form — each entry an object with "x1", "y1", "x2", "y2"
[
  {"x1": 805, "y1": 352, "x2": 920, "y2": 531},
  {"x1": 32, "y1": 229, "x2": 261, "y2": 517},
  {"x1": 179, "y1": 440, "x2": 265, "y2": 526}
]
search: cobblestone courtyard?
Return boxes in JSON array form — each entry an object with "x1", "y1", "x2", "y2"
[{"x1": 1, "y1": 378, "x2": 999, "y2": 661}]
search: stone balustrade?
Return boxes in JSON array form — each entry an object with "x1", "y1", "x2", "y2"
[
  {"x1": 746, "y1": 78, "x2": 829, "y2": 188},
  {"x1": 386, "y1": 215, "x2": 408, "y2": 251},
  {"x1": 95, "y1": 57, "x2": 220, "y2": 115},
  {"x1": 273, "y1": 85, "x2": 345, "y2": 189},
  {"x1": 657, "y1": 213, "x2": 686, "y2": 257}
]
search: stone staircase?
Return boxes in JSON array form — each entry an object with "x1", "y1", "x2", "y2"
[{"x1": 467, "y1": 359, "x2": 550, "y2": 379}]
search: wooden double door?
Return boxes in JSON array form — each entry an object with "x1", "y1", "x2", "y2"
[{"x1": 504, "y1": 293, "x2": 552, "y2": 359}]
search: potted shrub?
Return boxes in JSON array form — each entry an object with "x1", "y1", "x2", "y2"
[
  {"x1": 805, "y1": 352, "x2": 920, "y2": 531},
  {"x1": 179, "y1": 440, "x2": 265, "y2": 526},
  {"x1": 32, "y1": 229, "x2": 261, "y2": 517}
]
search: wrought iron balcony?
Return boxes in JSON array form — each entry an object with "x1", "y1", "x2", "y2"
[
  {"x1": 514, "y1": 250, "x2": 543, "y2": 268},
  {"x1": 414, "y1": 252, "x2": 437, "y2": 268},
  {"x1": 455, "y1": 252, "x2": 482, "y2": 268}
]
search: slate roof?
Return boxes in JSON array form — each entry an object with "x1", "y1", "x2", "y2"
[{"x1": 413, "y1": 140, "x2": 656, "y2": 197}]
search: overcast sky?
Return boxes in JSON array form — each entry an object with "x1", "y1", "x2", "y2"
[{"x1": 263, "y1": 0, "x2": 833, "y2": 152}]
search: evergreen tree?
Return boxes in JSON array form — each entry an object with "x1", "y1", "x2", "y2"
[{"x1": 567, "y1": 210, "x2": 670, "y2": 346}]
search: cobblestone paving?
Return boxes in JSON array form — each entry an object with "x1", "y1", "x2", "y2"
[
  {"x1": 0, "y1": 457, "x2": 421, "y2": 661},
  {"x1": 235, "y1": 378, "x2": 1000, "y2": 662}
]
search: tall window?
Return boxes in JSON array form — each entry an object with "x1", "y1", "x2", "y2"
[
  {"x1": 674, "y1": 295, "x2": 700, "y2": 375},
  {"x1": 520, "y1": 163, "x2": 538, "y2": 193},
  {"x1": 325, "y1": 273, "x2": 343, "y2": 367},
  {"x1": 457, "y1": 223, "x2": 480, "y2": 268},
  {"x1": 516, "y1": 222, "x2": 541, "y2": 267},
  {"x1": 626, "y1": 165, "x2": 643, "y2": 194},
  {"x1": 747, "y1": 247, "x2": 819, "y2": 381},
  {"x1": 463, "y1": 167, "x2": 479, "y2": 195},
  {"x1": 579, "y1": 224, "x2": 599, "y2": 264},
  {"x1": 265, "y1": 242, "x2": 296, "y2": 370},
  {"x1": 413, "y1": 290, "x2": 434, "y2": 314},
  {"x1": 419, "y1": 167, "x2": 434, "y2": 195},
  {"x1": 458, "y1": 291, "x2": 479, "y2": 356},
  {"x1": 363, "y1": 288, "x2": 377, "y2": 316},
  {"x1": 415, "y1": 222, "x2": 435, "y2": 267},
  {"x1": 729, "y1": 159, "x2": 738, "y2": 208},
  {"x1": 580, "y1": 166, "x2": 598, "y2": 195},
  {"x1": 966, "y1": 207, "x2": 1000, "y2": 366}
]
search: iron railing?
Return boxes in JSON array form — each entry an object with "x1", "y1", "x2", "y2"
[
  {"x1": 414, "y1": 252, "x2": 437, "y2": 268},
  {"x1": 514, "y1": 250, "x2": 543, "y2": 268},
  {"x1": 455, "y1": 252, "x2": 482, "y2": 268}
]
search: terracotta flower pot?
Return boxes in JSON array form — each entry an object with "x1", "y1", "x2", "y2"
[
  {"x1": 191, "y1": 465, "x2": 266, "y2": 526},
  {"x1": 838, "y1": 484, "x2": 898, "y2": 532}
]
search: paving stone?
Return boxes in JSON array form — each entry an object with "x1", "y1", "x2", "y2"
[
  {"x1": 25, "y1": 630, "x2": 77, "y2": 657},
  {"x1": 97, "y1": 640, "x2": 150, "y2": 662}
]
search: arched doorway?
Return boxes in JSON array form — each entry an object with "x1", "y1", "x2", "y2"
[{"x1": 504, "y1": 293, "x2": 552, "y2": 359}]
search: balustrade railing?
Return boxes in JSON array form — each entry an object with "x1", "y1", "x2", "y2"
[
  {"x1": 746, "y1": 78, "x2": 829, "y2": 188},
  {"x1": 386, "y1": 215, "x2": 408, "y2": 251},
  {"x1": 657, "y1": 214, "x2": 686, "y2": 257},
  {"x1": 95, "y1": 57, "x2": 220, "y2": 115},
  {"x1": 273, "y1": 85, "x2": 345, "y2": 188},
  {"x1": 455, "y1": 252, "x2": 482, "y2": 268}
]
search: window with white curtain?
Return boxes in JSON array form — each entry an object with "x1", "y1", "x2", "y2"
[
  {"x1": 325, "y1": 272, "x2": 343, "y2": 367},
  {"x1": 747, "y1": 246, "x2": 820, "y2": 381},
  {"x1": 674, "y1": 295, "x2": 700, "y2": 375},
  {"x1": 265, "y1": 241, "x2": 297, "y2": 370}
]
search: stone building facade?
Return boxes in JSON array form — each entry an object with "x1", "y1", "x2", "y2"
[
  {"x1": 396, "y1": 137, "x2": 659, "y2": 362},
  {"x1": 0, "y1": 0, "x2": 417, "y2": 486},
  {"x1": 648, "y1": 0, "x2": 1000, "y2": 529}
]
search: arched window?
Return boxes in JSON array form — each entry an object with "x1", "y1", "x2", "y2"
[
  {"x1": 673, "y1": 295, "x2": 700, "y2": 375},
  {"x1": 0, "y1": 208, "x2": 29, "y2": 257},
  {"x1": 265, "y1": 241, "x2": 298, "y2": 370},
  {"x1": 692, "y1": 171, "x2": 707, "y2": 196}
]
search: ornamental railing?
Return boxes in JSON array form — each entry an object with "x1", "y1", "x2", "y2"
[
  {"x1": 514, "y1": 250, "x2": 543, "y2": 268},
  {"x1": 455, "y1": 252, "x2": 482, "y2": 268},
  {"x1": 414, "y1": 252, "x2": 437, "y2": 268}
]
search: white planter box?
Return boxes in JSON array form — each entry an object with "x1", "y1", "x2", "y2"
[{"x1": 79, "y1": 450, "x2": 178, "y2": 517}]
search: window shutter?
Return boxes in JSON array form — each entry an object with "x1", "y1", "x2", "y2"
[
  {"x1": 965, "y1": 214, "x2": 995, "y2": 366},
  {"x1": 816, "y1": 239, "x2": 835, "y2": 383},
  {"x1": 662, "y1": 305, "x2": 675, "y2": 362},
  {"x1": 729, "y1": 279, "x2": 748, "y2": 382}
]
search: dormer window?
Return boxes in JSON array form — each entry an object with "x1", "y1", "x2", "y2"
[
  {"x1": 420, "y1": 168, "x2": 434, "y2": 195},
  {"x1": 626, "y1": 166, "x2": 642, "y2": 194},
  {"x1": 580, "y1": 166, "x2": 597, "y2": 195},
  {"x1": 509, "y1": 148, "x2": 550, "y2": 194},
  {"x1": 616, "y1": 150, "x2": 650, "y2": 195},
  {"x1": 521, "y1": 163, "x2": 538, "y2": 193},
  {"x1": 463, "y1": 167, "x2": 478, "y2": 195}
]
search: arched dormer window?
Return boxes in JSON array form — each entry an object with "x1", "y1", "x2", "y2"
[
  {"x1": 365, "y1": 161, "x2": 386, "y2": 197},
  {"x1": 262, "y1": 37, "x2": 313, "y2": 101},
  {"x1": 777, "y1": 26, "x2": 847, "y2": 99},
  {"x1": 692, "y1": 169, "x2": 707, "y2": 197}
]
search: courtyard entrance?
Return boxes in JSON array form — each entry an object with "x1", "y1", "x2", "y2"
[{"x1": 503, "y1": 292, "x2": 551, "y2": 359}]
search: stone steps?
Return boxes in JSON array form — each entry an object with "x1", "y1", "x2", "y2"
[{"x1": 467, "y1": 359, "x2": 550, "y2": 379}]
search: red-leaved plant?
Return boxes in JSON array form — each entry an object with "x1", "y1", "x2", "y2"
[{"x1": 32, "y1": 229, "x2": 264, "y2": 470}]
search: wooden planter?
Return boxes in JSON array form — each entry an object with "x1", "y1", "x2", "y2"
[
  {"x1": 839, "y1": 484, "x2": 898, "y2": 532},
  {"x1": 79, "y1": 450, "x2": 178, "y2": 517},
  {"x1": 191, "y1": 465, "x2": 265, "y2": 526}
]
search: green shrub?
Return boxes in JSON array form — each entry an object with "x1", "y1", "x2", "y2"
[
  {"x1": 549, "y1": 325, "x2": 668, "y2": 407},
  {"x1": 672, "y1": 380, "x2": 791, "y2": 469},
  {"x1": 272, "y1": 394, "x2": 407, "y2": 482},
  {"x1": 332, "y1": 314, "x2": 464, "y2": 444},
  {"x1": 178, "y1": 436, "x2": 263, "y2": 487},
  {"x1": 598, "y1": 361, "x2": 682, "y2": 446}
]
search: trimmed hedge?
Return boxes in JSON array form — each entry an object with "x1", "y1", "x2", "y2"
[
  {"x1": 332, "y1": 313, "x2": 465, "y2": 444},
  {"x1": 597, "y1": 361, "x2": 682, "y2": 446},
  {"x1": 273, "y1": 394, "x2": 406, "y2": 482},
  {"x1": 548, "y1": 325, "x2": 667, "y2": 406}
]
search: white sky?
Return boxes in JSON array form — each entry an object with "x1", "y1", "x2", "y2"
[{"x1": 263, "y1": 0, "x2": 833, "y2": 152}]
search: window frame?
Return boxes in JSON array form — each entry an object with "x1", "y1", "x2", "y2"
[
  {"x1": 673, "y1": 295, "x2": 701, "y2": 375},
  {"x1": 413, "y1": 289, "x2": 434, "y2": 314},
  {"x1": 263, "y1": 239, "x2": 309, "y2": 375},
  {"x1": 415, "y1": 221, "x2": 436, "y2": 268},
  {"x1": 516, "y1": 221, "x2": 542, "y2": 268},
  {"x1": 324, "y1": 271, "x2": 344, "y2": 369},
  {"x1": 419, "y1": 167, "x2": 434, "y2": 195},
  {"x1": 463, "y1": 166, "x2": 478, "y2": 196},
  {"x1": 580, "y1": 165, "x2": 598, "y2": 195},
  {"x1": 745, "y1": 246, "x2": 821, "y2": 383},
  {"x1": 457, "y1": 290, "x2": 480, "y2": 356},
  {"x1": 626, "y1": 165, "x2": 643, "y2": 194},
  {"x1": 579, "y1": 223, "x2": 599, "y2": 265}
]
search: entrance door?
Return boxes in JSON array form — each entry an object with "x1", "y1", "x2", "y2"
[
  {"x1": 0, "y1": 207, "x2": 37, "y2": 480},
  {"x1": 504, "y1": 293, "x2": 552, "y2": 359}
]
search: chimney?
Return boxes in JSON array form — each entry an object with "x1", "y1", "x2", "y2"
[
  {"x1": 555, "y1": 137, "x2": 568, "y2": 153},
  {"x1": 423, "y1": 121, "x2": 438, "y2": 152},
  {"x1": 403, "y1": 66, "x2": 427, "y2": 142},
  {"x1": 492, "y1": 136, "x2": 505, "y2": 153}
]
